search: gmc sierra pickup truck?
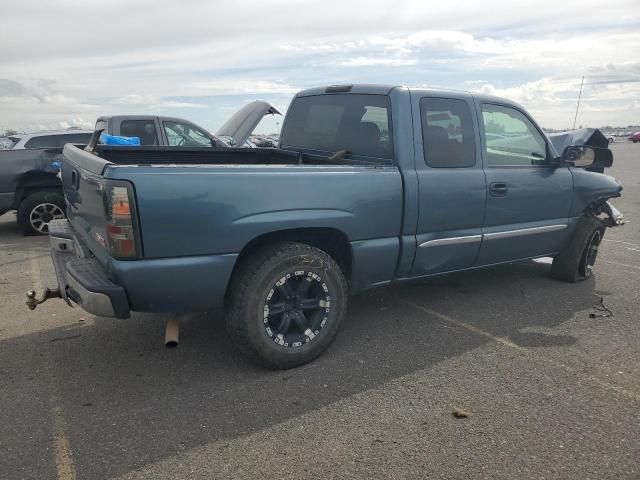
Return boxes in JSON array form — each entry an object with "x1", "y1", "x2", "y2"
[{"x1": 30, "y1": 84, "x2": 623, "y2": 369}]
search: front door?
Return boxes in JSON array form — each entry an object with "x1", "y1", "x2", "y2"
[
  {"x1": 410, "y1": 95, "x2": 486, "y2": 276},
  {"x1": 476, "y1": 102, "x2": 573, "y2": 265}
]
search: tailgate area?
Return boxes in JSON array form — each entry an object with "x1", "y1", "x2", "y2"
[{"x1": 49, "y1": 219, "x2": 130, "y2": 318}]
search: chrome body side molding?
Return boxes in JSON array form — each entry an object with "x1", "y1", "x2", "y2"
[{"x1": 419, "y1": 224, "x2": 567, "y2": 248}]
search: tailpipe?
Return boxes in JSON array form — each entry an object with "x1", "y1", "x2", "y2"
[{"x1": 164, "y1": 317, "x2": 179, "y2": 348}]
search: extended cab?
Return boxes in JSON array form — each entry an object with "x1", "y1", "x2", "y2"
[{"x1": 31, "y1": 85, "x2": 623, "y2": 368}]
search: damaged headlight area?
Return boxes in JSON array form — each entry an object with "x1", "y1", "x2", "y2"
[{"x1": 592, "y1": 200, "x2": 625, "y2": 228}]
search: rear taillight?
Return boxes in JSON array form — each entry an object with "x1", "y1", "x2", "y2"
[{"x1": 103, "y1": 180, "x2": 139, "y2": 258}]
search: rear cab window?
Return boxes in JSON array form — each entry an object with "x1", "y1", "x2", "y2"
[
  {"x1": 120, "y1": 120, "x2": 159, "y2": 145},
  {"x1": 280, "y1": 94, "x2": 393, "y2": 162},
  {"x1": 420, "y1": 97, "x2": 476, "y2": 168}
]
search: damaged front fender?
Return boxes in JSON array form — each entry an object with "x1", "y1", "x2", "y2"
[{"x1": 601, "y1": 201, "x2": 625, "y2": 227}]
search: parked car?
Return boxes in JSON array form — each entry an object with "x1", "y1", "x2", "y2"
[
  {"x1": 628, "y1": 132, "x2": 640, "y2": 143},
  {"x1": 4, "y1": 129, "x2": 94, "y2": 150},
  {"x1": 31, "y1": 84, "x2": 623, "y2": 369},
  {"x1": 1, "y1": 103, "x2": 280, "y2": 235},
  {"x1": 0, "y1": 130, "x2": 94, "y2": 234}
]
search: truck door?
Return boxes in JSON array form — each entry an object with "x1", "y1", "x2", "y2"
[
  {"x1": 410, "y1": 95, "x2": 486, "y2": 275},
  {"x1": 476, "y1": 102, "x2": 573, "y2": 265}
]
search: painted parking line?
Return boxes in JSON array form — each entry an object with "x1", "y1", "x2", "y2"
[
  {"x1": 604, "y1": 260, "x2": 640, "y2": 271},
  {"x1": 30, "y1": 252, "x2": 77, "y2": 480},
  {"x1": 398, "y1": 297, "x2": 640, "y2": 404}
]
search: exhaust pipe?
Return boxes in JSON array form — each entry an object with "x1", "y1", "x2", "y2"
[{"x1": 164, "y1": 317, "x2": 179, "y2": 348}]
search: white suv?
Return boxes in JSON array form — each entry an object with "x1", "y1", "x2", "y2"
[{"x1": 4, "y1": 129, "x2": 93, "y2": 150}]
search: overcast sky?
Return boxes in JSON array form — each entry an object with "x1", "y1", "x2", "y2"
[{"x1": 1, "y1": 0, "x2": 639, "y2": 134}]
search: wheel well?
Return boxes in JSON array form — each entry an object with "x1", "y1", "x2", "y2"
[
  {"x1": 13, "y1": 173, "x2": 62, "y2": 208},
  {"x1": 234, "y1": 228, "x2": 353, "y2": 280}
]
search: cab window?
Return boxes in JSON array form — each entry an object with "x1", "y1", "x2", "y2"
[
  {"x1": 420, "y1": 97, "x2": 476, "y2": 168},
  {"x1": 481, "y1": 104, "x2": 547, "y2": 166},
  {"x1": 163, "y1": 121, "x2": 213, "y2": 147},
  {"x1": 120, "y1": 120, "x2": 158, "y2": 145},
  {"x1": 280, "y1": 94, "x2": 393, "y2": 160}
]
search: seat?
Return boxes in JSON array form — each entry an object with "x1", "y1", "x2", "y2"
[{"x1": 424, "y1": 125, "x2": 453, "y2": 167}]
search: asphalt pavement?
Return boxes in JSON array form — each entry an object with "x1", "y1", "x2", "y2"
[{"x1": 1, "y1": 143, "x2": 639, "y2": 479}]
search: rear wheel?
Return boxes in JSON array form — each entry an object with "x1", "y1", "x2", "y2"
[
  {"x1": 17, "y1": 191, "x2": 66, "y2": 235},
  {"x1": 225, "y1": 242, "x2": 348, "y2": 369},
  {"x1": 551, "y1": 216, "x2": 605, "y2": 282}
]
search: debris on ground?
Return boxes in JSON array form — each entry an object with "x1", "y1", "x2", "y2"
[
  {"x1": 452, "y1": 408, "x2": 471, "y2": 418},
  {"x1": 589, "y1": 296, "x2": 614, "y2": 318}
]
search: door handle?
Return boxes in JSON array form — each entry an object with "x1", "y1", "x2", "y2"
[{"x1": 489, "y1": 182, "x2": 508, "y2": 196}]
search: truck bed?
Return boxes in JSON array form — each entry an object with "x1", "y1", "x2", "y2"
[{"x1": 94, "y1": 145, "x2": 389, "y2": 167}]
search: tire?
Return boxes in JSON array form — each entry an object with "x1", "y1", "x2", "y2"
[
  {"x1": 225, "y1": 242, "x2": 348, "y2": 369},
  {"x1": 16, "y1": 191, "x2": 66, "y2": 235},
  {"x1": 551, "y1": 216, "x2": 605, "y2": 282}
]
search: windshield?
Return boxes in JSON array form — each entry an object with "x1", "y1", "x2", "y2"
[
  {"x1": 280, "y1": 94, "x2": 393, "y2": 160},
  {"x1": 163, "y1": 121, "x2": 213, "y2": 147}
]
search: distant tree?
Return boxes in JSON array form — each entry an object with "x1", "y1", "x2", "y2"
[{"x1": 4, "y1": 128, "x2": 19, "y2": 136}]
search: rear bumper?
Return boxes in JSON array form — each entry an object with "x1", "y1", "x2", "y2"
[
  {"x1": 48, "y1": 219, "x2": 238, "y2": 317},
  {"x1": 50, "y1": 220, "x2": 130, "y2": 318}
]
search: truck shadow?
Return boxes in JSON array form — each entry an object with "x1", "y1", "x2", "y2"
[{"x1": 0, "y1": 260, "x2": 600, "y2": 479}]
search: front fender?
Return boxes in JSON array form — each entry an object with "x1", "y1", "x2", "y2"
[{"x1": 570, "y1": 168, "x2": 622, "y2": 217}]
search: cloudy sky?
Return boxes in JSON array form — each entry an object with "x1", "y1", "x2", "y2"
[{"x1": 1, "y1": 0, "x2": 639, "y2": 134}]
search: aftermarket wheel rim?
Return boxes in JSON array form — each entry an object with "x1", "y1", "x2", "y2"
[
  {"x1": 29, "y1": 203, "x2": 65, "y2": 233},
  {"x1": 263, "y1": 270, "x2": 331, "y2": 348},
  {"x1": 580, "y1": 229, "x2": 602, "y2": 277}
]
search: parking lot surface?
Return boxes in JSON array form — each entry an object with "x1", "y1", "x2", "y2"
[{"x1": 1, "y1": 143, "x2": 639, "y2": 479}]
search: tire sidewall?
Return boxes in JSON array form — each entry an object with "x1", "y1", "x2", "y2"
[
  {"x1": 242, "y1": 251, "x2": 346, "y2": 366},
  {"x1": 578, "y1": 226, "x2": 604, "y2": 279},
  {"x1": 17, "y1": 191, "x2": 66, "y2": 235}
]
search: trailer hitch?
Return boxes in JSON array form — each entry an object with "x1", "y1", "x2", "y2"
[{"x1": 26, "y1": 288, "x2": 63, "y2": 310}]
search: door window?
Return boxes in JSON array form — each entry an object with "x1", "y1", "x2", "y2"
[
  {"x1": 120, "y1": 120, "x2": 158, "y2": 145},
  {"x1": 163, "y1": 121, "x2": 213, "y2": 147},
  {"x1": 420, "y1": 97, "x2": 476, "y2": 167},
  {"x1": 481, "y1": 104, "x2": 547, "y2": 166}
]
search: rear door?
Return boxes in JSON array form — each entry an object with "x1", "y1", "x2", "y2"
[
  {"x1": 410, "y1": 94, "x2": 486, "y2": 275},
  {"x1": 476, "y1": 102, "x2": 573, "y2": 265}
]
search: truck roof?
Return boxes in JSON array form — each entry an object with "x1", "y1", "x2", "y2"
[
  {"x1": 294, "y1": 84, "x2": 525, "y2": 111},
  {"x1": 95, "y1": 115, "x2": 200, "y2": 123}
]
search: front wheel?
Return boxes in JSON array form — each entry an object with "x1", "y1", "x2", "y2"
[
  {"x1": 225, "y1": 242, "x2": 348, "y2": 369},
  {"x1": 551, "y1": 216, "x2": 605, "y2": 282}
]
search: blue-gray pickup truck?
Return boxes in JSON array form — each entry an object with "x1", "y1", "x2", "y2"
[{"x1": 29, "y1": 84, "x2": 624, "y2": 369}]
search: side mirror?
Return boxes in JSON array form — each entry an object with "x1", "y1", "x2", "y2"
[
  {"x1": 561, "y1": 145, "x2": 614, "y2": 169},
  {"x1": 562, "y1": 145, "x2": 595, "y2": 167}
]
